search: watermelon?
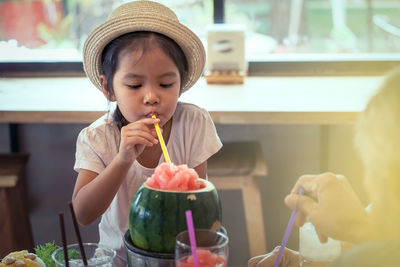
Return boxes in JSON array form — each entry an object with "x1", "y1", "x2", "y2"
[
  {"x1": 146, "y1": 162, "x2": 206, "y2": 191},
  {"x1": 178, "y1": 249, "x2": 227, "y2": 267},
  {"x1": 129, "y1": 178, "x2": 222, "y2": 253}
]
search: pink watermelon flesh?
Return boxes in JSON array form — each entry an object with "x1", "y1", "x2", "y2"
[
  {"x1": 146, "y1": 162, "x2": 206, "y2": 191},
  {"x1": 179, "y1": 249, "x2": 227, "y2": 267}
]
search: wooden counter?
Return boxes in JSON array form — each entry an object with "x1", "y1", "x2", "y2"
[{"x1": 0, "y1": 76, "x2": 383, "y2": 124}]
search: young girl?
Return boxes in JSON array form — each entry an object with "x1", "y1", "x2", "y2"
[{"x1": 72, "y1": 1, "x2": 222, "y2": 265}]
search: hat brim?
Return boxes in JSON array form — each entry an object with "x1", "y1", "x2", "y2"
[{"x1": 83, "y1": 15, "x2": 205, "y2": 93}]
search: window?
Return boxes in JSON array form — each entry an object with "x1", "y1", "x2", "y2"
[
  {"x1": 1, "y1": 0, "x2": 399, "y2": 75},
  {"x1": 224, "y1": 0, "x2": 400, "y2": 58},
  {"x1": 0, "y1": 0, "x2": 213, "y2": 62}
]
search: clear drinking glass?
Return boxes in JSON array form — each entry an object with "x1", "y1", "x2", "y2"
[
  {"x1": 52, "y1": 243, "x2": 116, "y2": 267},
  {"x1": 175, "y1": 229, "x2": 229, "y2": 267},
  {"x1": 299, "y1": 222, "x2": 341, "y2": 267}
]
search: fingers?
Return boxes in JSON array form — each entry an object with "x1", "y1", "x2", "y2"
[
  {"x1": 285, "y1": 194, "x2": 318, "y2": 217},
  {"x1": 316, "y1": 229, "x2": 328, "y2": 243},
  {"x1": 290, "y1": 174, "x2": 318, "y2": 195},
  {"x1": 290, "y1": 172, "x2": 342, "y2": 196},
  {"x1": 126, "y1": 117, "x2": 161, "y2": 134},
  {"x1": 285, "y1": 194, "x2": 321, "y2": 229},
  {"x1": 255, "y1": 246, "x2": 280, "y2": 266},
  {"x1": 247, "y1": 246, "x2": 280, "y2": 267},
  {"x1": 123, "y1": 128, "x2": 158, "y2": 146},
  {"x1": 140, "y1": 117, "x2": 161, "y2": 125},
  {"x1": 284, "y1": 248, "x2": 300, "y2": 267},
  {"x1": 256, "y1": 255, "x2": 276, "y2": 267},
  {"x1": 122, "y1": 120, "x2": 161, "y2": 145},
  {"x1": 294, "y1": 211, "x2": 308, "y2": 228},
  {"x1": 248, "y1": 247, "x2": 299, "y2": 267},
  {"x1": 287, "y1": 172, "x2": 345, "y2": 213},
  {"x1": 248, "y1": 254, "x2": 268, "y2": 266}
]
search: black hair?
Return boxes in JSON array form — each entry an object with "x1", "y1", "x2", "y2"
[{"x1": 101, "y1": 31, "x2": 188, "y2": 129}]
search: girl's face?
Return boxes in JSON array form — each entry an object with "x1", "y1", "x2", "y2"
[{"x1": 105, "y1": 45, "x2": 181, "y2": 127}]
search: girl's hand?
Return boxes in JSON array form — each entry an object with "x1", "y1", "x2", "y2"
[
  {"x1": 248, "y1": 246, "x2": 299, "y2": 267},
  {"x1": 118, "y1": 117, "x2": 159, "y2": 163}
]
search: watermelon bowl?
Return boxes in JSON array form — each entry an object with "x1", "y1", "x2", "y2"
[{"x1": 129, "y1": 178, "x2": 222, "y2": 254}]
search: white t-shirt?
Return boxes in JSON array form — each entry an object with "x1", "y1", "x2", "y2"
[{"x1": 74, "y1": 102, "x2": 222, "y2": 266}]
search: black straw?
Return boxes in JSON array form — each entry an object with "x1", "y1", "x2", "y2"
[
  {"x1": 59, "y1": 212, "x2": 69, "y2": 267},
  {"x1": 69, "y1": 201, "x2": 88, "y2": 266}
]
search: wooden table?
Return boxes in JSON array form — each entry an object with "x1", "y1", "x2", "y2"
[{"x1": 0, "y1": 76, "x2": 383, "y2": 124}]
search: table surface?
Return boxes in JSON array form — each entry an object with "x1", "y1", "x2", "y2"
[{"x1": 0, "y1": 76, "x2": 384, "y2": 124}]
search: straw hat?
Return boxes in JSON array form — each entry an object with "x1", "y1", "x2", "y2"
[{"x1": 83, "y1": 0, "x2": 205, "y2": 93}]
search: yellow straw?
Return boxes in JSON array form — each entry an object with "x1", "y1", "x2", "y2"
[{"x1": 152, "y1": 115, "x2": 171, "y2": 163}]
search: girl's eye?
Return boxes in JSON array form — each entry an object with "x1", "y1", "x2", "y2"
[
  {"x1": 127, "y1": 84, "x2": 141, "y2": 89},
  {"x1": 160, "y1": 83, "x2": 174, "y2": 88}
]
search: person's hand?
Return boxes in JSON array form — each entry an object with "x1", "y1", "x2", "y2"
[
  {"x1": 285, "y1": 173, "x2": 377, "y2": 244},
  {"x1": 118, "y1": 117, "x2": 159, "y2": 163},
  {"x1": 248, "y1": 246, "x2": 299, "y2": 267}
]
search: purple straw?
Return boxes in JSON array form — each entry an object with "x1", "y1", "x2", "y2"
[
  {"x1": 185, "y1": 210, "x2": 199, "y2": 267},
  {"x1": 273, "y1": 187, "x2": 305, "y2": 267}
]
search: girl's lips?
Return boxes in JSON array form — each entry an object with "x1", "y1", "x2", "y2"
[{"x1": 146, "y1": 112, "x2": 158, "y2": 118}]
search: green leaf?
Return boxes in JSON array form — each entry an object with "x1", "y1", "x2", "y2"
[
  {"x1": 34, "y1": 242, "x2": 80, "y2": 267},
  {"x1": 34, "y1": 241, "x2": 59, "y2": 267}
]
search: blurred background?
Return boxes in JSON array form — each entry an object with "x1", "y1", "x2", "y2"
[{"x1": 0, "y1": 0, "x2": 399, "y2": 62}]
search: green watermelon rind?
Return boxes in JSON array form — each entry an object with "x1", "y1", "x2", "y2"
[{"x1": 129, "y1": 178, "x2": 222, "y2": 253}]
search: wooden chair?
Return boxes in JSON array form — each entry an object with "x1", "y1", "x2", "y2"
[
  {"x1": 208, "y1": 141, "x2": 268, "y2": 257},
  {"x1": 0, "y1": 154, "x2": 33, "y2": 257}
]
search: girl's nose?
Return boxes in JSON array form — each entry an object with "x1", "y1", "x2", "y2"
[{"x1": 143, "y1": 87, "x2": 160, "y2": 105}]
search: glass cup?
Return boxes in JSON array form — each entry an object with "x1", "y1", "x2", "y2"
[
  {"x1": 175, "y1": 229, "x2": 229, "y2": 267},
  {"x1": 299, "y1": 222, "x2": 341, "y2": 267},
  {"x1": 52, "y1": 243, "x2": 116, "y2": 267}
]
